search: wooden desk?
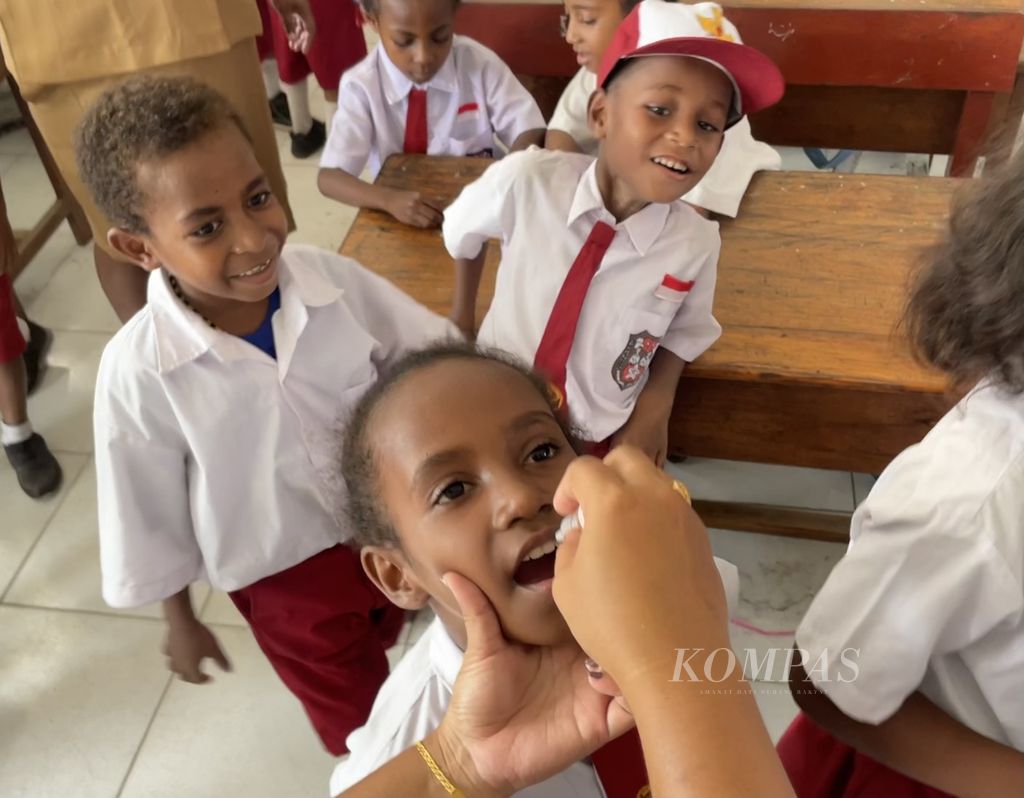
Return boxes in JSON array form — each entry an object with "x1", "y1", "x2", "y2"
[{"x1": 340, "y1": 155, "x2": 956, "y2": 541}]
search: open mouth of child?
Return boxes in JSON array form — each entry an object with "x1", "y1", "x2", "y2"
[
  {"x1": 230, "y1": 256, "x2": 275, "y2": 282},
  {"x1": 513, "y1": 537, "x2": 560, "y2": 591},
  {"x1": 652, "y1": 156, "x2": 691, "y2": 179}
]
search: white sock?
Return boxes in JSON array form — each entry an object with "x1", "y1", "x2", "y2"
[
  {"x1": 325, "y1": 101, "x2": 338, "y2": 128},
  {"x1": 282, "y1": 80, "x2": 313, "y2": 135},
  {"x1": 261, "y1": 59, "x2": 281, "y2": 99},
  {"x1": 1, "y1": 419, "x2": 32, "y2": 446}
]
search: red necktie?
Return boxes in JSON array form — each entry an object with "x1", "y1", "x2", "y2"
[
  {"x1": 533, "y1": 221, "x2": 616, "y2": 410},
  {"x1": 403, "y1": 88, "x2": 428, "y2": 154},
  {"x1": 591, "y1": 729, "x2": 651, "y2": 798}
]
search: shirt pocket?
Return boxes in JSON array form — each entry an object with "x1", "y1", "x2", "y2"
[
  {"x1": 448, "y1": 106, "x2": 495, "y2": 157},
  {"x1": 607, "y1": 275, "x2": 692, "y2": 391}
]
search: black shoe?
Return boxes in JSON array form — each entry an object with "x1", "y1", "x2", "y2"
[
  {"x1": 268, "y1": 92, "x2": 292, "y2": 127},
  {"x1": 22, "y1": 320, "x2": 52, "y2": 396},
  {"x1": 290, "y1": 119, "x2": 326, "y2": 159},
  {"x1": 4, "y1": 433, "x2": 62, "y2": 498}
]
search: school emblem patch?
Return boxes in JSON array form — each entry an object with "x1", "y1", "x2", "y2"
[{"x1": 611, "y1": 330, "x2": 659, "y2": 390}]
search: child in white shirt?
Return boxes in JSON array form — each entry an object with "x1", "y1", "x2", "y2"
[
  {"x1": 318, "y1": 0, "x2": 545, "y2": 228},
  {"x1": 76, "y1": 75, "x2": 452, "y2": 755},
  {"x1": 780, "y1": 149, "x2": 1024, "y2": 797},
  {"x1": 444, "y1": 1, "x2": 783, "y2": 461},
  {"x1": 548, "y1": 0, "x2": 781, "y2": 217},
  {"x1": 329, "y1": 342, "x2": 740, "y2": 796}
]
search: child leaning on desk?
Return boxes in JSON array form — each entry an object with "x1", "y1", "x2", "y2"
[
  {"x1": 443, "y1": 0, "x2": 784, "y2": 464},
  {"x1": 77, "y1": 76, "x2": 453, "y2": 757},
  {"x1": 317, "y1": 0, "x2": 546, "y2": 229},
  {"x1": 548, "y1": 0, "x2": 781, "y2": 218},
  {"x1": 779, "y1": 150, "x2": 1024, "y2": 798}
]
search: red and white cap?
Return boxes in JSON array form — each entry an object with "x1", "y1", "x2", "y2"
[{"x1": 597, "y1": 0, "x2": 784, "y2": 126}]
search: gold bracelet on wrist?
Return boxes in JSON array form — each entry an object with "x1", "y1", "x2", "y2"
[{"x1": 416, "y1": 740, "x2": 466, "y2": 798}]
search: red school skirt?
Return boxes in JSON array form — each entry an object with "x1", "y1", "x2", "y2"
[
  {"x1": 267, "y1": 0, "x2": 367, "y2": 90},
  {"x1": 229, "y1": 544, "x2": 405, "y2": 755},
  {"x1": 778, "y1": 712, "x2": 955, "y2": 798}
]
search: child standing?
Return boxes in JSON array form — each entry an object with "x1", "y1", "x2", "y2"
[
  {"x1": 779, "y1": 153, "x2": 1024, "y2": 797},
  {"x1": 318, "y1": 0, "x2": 546, "y2": 228},
  {"x1": 76, "y1": 76, "x2": 452, "y2": 755},
  {"x1": 329, "y1": 343, "x2": 740, "y2": 796},
  {"x1": 444, "y1": 0, "x2": 783, "y2": 462},
  {"x1": 267, "y1": 0, "x2": 369, "y2": 158},
  {"x1": 548, "y1": 0, "x2": 781, "y2": 218}
]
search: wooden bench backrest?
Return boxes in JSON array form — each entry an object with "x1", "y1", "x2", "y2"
[{"x1": 455, "y1": 3, "x2": 1024, "y2": 168}]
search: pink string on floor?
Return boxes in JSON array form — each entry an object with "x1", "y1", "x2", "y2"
[{"x1": 730, "y1": 618, "x2": 796, "y2": 637}]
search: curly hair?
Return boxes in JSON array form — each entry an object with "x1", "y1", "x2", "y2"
[
  {"x1": 903, "y1": 150, "x2": 1024, "y2": 394},
  {"x1": 74, "y1": 75, "x2": 250, "y2": 233},
  {"x1": 359, "y1": 0, "x2": 460, "y2": 17},
  {"x1": 340, "y1": 342, "x2": 567, "y2": 550}
]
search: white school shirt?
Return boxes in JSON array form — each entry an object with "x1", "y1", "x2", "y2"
[
  {"x1": 443, "y1": 147, "x2": 722, "y2": 443},
  {"x1": 329, "y1": 558, "x2": 741, "y2": 797},
  {"x1": 796, "y1": 380, "x2": 1024, "y2": 749},
  {"x1": 321, "y1": 35, "x2": 544, "y2": 179},
  {"x1": 94, "y1": 244, "x2": 453, "y2": 608},
  {"x1": 547, "y1": 67, "x2": 780, "y2": 217}
]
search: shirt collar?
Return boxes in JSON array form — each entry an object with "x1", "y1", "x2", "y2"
[
  {"x1": 378, "y1": 38, "x2": 458, "y2": 105},
  {"x1": 148, "y1": 248, "x2": 344, "y2": 374},
  {"x1": 566, "y1": 159, "x2": 671, "y2": 256},
  {"x1": 428, "y1": 617, "x2": 465, "y2": 689}
]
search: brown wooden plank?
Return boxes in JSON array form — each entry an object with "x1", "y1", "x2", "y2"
[
  {"x1": 729, "y1": 9, "x2": 1024, "y2": 91},
  {"x1": 669, "y1": 377, "x2": 953, "y2": 473},
  {"x1": 749, "y1": 85, "x2": 964, "y2": 154},
  {"x1": 11, "y1": 200, "x2": 65, "y2": 280},
  {"x1": 691, "y1": 499, "x2": 851, "y2": 543}
]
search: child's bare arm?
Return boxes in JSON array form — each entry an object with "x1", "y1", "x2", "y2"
[
  {"x1": 162, "y1": 586, "x2": 232, "y2": 684},
  {"x1": 318, "y1": 167, "x2": 443, "y2": 229},
  {"x1": 611, "y1": 348, "x2": 684, "y2": 465},
  {"x1": 510, "y1": 128, "x2": 545, "y2": 152},
  {"x1": 791, "y1": 659, "x2": 1024, "y2": 798},
  {"x1": 544, "y1": 129, "x2": 583, "y2": 153},
  {"x1": 450, "y1": 249, "x2": 488, "y2": 338}
]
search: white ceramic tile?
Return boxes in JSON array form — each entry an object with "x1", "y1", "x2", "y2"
[
  {"x1": 0, "y1": 126, "x2": 35, "y2": 156},
  {"x1": 750, "y1": 681, "x2": 800, "y2": 743},
  {"x1": 13, "y1": 222, "x2": 82, "y2": 307},
  {"x1": 6, "y1": 461, "x2": 209, "y2": 618},
  {"x1": 0, "y1": 151, "x2": 19, "y2": 176},
  {"x1": 21, "y1": 330, "x2": 110, "y2": 454},
  {"x1": 0, "y1": 453, "x2": 88, "y2": 596},
  {"x1": 667, "y1": 457, "x2": 855, "y2": 512},
  {"x1": 283, "y1": 161, "x2": 357, "y2": 252},
  {"x1": 26, "y1": 245, "x2": 121, "y2": 333},
  {"x1": 0, "y1": 606, "x2": 170, "y2": 798},
  {"x1": 200, "y1": 589, "x2": 248, "y2": 628},
  {"x1": 119, "y1": 625, "x2": 337, "y2": 798},
  {"x1": 852, "y1": 150, "x2": 909, "y2": 175},
  {"x1": 852, "y1": 473, "x2": 875, "y2": 508},
  {"x1": 708, "y1": 527, "x2": 845, "y2": 682},
  {"x1": 3, "y1": 154, "x2": 56, "y2": 230}
]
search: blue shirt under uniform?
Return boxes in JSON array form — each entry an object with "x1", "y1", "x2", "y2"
[{"x1": 241, "y1": 288, "x2": 281, "y2": 359}]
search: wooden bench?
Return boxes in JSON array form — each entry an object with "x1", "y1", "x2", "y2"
[
  {"x1": 455, "y1": 0, "x2": 1024, "y2": 176},
  {"x1": 340, "y1": 156, "x2": 954, "y2": 541}
]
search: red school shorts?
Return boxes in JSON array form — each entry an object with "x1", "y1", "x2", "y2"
[
  {"x1": 777, "y1": 712, "x2": 954, "y2": 798},
  {"x1": 269, "y1": 0, "x2": 367, "y2": 90},
  {"x1": 229, "y1": 544, "x2": 406, "y2": 755},
  {"x1": 0, "y1": 274, "x2": 27, "y2": 365}
]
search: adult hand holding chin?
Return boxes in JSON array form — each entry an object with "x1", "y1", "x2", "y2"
[{"x1": 432, "y1": 571, "x2": 635, "y2": 798}]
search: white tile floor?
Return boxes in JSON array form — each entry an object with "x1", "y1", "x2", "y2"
[{"x1": 1, "y1": 84, "x2": 917, "y2": 796}]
